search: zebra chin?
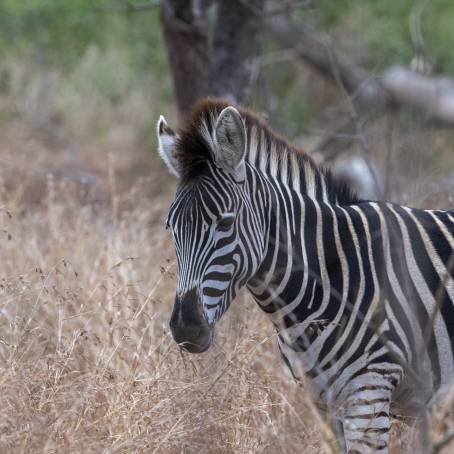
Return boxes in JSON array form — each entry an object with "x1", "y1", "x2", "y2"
[{"x1": 171, "y1": 325, "x2": 214, "y2": 353}]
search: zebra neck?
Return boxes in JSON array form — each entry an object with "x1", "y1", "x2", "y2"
[
  {"x1": 244, "y1": 126, "x2": 360, "y2": 325},
  {"x1": 246, "y1": 168, "x2": 348, "y2": 327}
]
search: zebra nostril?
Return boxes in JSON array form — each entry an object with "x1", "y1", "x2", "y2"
[{"x1": 171, "y1": 289, "x2": 208, "y2": 327}]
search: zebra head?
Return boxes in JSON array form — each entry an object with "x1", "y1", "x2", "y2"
[{"x1": 157, "y1": 102, "x2": 264, "y2": 353}]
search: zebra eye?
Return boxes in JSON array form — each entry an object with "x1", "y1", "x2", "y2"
[{"x1": 217, "y1": 214, "x2": 235, "y2": 232}]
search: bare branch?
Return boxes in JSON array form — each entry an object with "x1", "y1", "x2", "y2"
[
  {"x1": 264, "y1": 15, "x2": 454, "y2": 127},
  {"x1": 263, "y1": 15, "x2": 386, "y2": 109}
]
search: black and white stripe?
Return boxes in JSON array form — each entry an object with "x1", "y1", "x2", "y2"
[{"x1": 158, "y1": 99, "x2": 454, "y2": 452}]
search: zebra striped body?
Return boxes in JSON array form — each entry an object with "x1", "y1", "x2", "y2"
[{"x1": 157, "y1": 99, "x2": 454, "y2": 452}]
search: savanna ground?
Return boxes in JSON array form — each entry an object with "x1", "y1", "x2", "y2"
[{"x1": 1, "y1": 55, "x2": 454, "y2": 453}]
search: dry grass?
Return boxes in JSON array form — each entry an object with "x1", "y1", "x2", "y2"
[
  {"x1": 0, "y1": 158, "x2": 328, "y2": 453},
  {"x1": 0, "y1": 61, "x2": 453, "y2": 454}
]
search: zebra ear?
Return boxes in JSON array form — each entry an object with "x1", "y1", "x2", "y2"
[
  {"x1": 214, "y1": 106, "x2": 246, "y2": 180},
  {"x1": 157, "y1": 115, "x2": 181, "y2": 178}
]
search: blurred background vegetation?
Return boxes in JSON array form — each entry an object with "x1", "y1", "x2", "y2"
[
  {"x1": 1, "y1": 0, "x2": 454, "y2": 128},
  {"x1": 0, "y1": 0, "x2": 453, "y2": 201}
]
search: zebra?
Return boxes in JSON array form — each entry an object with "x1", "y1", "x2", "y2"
[{"x1": 156, "y1": 98, "x2": 454, "y2": 453}]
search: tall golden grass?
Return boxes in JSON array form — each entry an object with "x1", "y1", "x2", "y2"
[{"x1": 0, "y1": 156, "x2": 329, "y2": 453}]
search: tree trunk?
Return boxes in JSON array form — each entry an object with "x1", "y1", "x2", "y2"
[
  {"x1": 160, "y1": 0, "x2": 265, "y2": 121},
  {"x1": 160, "y1": 0, "x2": 211, "y2": 120},
  {"x1": 211, "y1": 0, "x2": 265, "y2": 104}
]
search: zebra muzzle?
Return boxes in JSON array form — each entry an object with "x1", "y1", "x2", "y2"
[{"x1": 169, "y1": 289, "x2": 213, "y2": 353}]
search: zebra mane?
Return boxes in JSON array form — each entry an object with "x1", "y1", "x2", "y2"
[{"x1": 176, "y1": 98, "x2": 359, "y2": 205}]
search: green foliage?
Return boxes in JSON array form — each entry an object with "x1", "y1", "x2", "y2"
[
  {"x1": 0, "y1": 0, "x2": 171, "y2": 132},
  {"x1": 315, "y1": 0, "x2": 454, "y2": 73},
  {"x1": 0, "y1": 0, "x2": 100, "y2": 63},
  {"x1": 0, "y1": 0, "x2": 167, "y2": 75},
  {"x1": 422, "y1": 0, "x2": 454, "y2": 73},
  {"x1": 0, "y1": 68, "x2": 10, "y2": 94},
  {"x1": 268, "y1": 62, "x2": 316, "y2": 136},
  {"x1": 2, "y1": 0, "x2": 454, "y2": 80}
]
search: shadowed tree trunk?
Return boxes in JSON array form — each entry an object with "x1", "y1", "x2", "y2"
[
  {"x1": 160, "y1": 0, "x2": 211, "y2": 119},
  {"x1": 211, "y1": 0, "x2": 264, "y2": 103},
  {"x1": 160, "y1": 0, "x2": 265, "y2": 121}
]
